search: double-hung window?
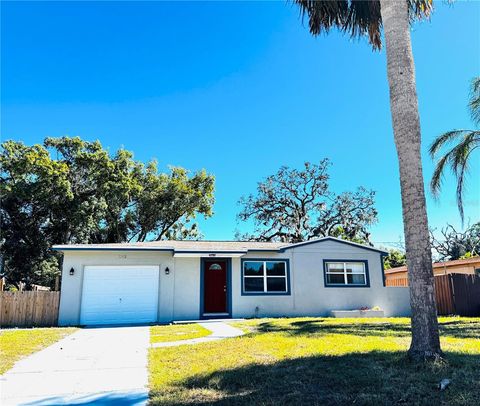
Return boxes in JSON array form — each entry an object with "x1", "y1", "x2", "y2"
[
  {"x1": 324, "y1": 261, "x2": 368, "y2": 286},
  {"x1": 242, "y1": 260, "x2": 289, "y2": 294}
]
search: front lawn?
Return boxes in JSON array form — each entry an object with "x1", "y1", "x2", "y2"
[
  {"x1": 149, "y1": 317, "x2": 480, "y2": 405},
  {"x1": 0, "y1": 327, "x2": 77, "y2": 374},
  {"x1": 151, "y1": 323, "x2": 211, "y2": 344}
]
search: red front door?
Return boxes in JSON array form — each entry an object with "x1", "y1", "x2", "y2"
[{"x1": 204, "y1": 260, "x2": 227, "y2": 314}]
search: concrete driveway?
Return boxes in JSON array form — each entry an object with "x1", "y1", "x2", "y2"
[{"x1": 0, "y1": 326, "x2": 150, "y2": 405}]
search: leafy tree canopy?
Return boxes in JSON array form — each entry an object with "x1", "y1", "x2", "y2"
[
  {"x1": 237, "y1": 160, "x2": 377, "y2": 244},
  {"x1": 0, "y1": 137, "x2": 215, "y2": 288},
  {"x1": 383, "y1": 248, "x2": 407, "y2": 270},
  {"x1": 430, "y1": 222, "x2": 480, "y2": 261}
]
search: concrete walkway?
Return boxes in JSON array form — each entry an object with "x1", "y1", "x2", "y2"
[
  {"x1": 151, "y1": 321, "x2": 244, "y2": 348},
  {"x1": 0, "y1": 326, "x2": 150, "y2": 406}
]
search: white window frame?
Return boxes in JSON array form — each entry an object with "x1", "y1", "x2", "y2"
[
  {"x1": 325, "y1": 261, "x2": 367, "y2": 286},
  {"x1": 243, "y1": 260, "x2": 288, "y2": 293}
]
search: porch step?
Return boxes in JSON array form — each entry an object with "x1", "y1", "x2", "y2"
[{"x1": 173, "y1": 318, "x2": 245, "y2": 324}]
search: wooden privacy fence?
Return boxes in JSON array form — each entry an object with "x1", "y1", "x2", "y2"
[
  {"x1": 434, "y1": 274, "x2": 455, "y2": 315},
  {"x1": 450, "y1": 273, "x2": 480, "y2": 317},
  {"x1": 385, "y1": 278, "x2": 409, "y2": 287},
  {"x1": 386, "y1": 273, "x2": 480, "y2": 316},
  {"x1": 0, "y1": 291, "x2": 60, "y2": 328}
]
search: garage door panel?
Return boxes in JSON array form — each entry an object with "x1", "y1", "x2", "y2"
[{"x1": 80, "y1": 266, "x2": 159, "y2": 325}]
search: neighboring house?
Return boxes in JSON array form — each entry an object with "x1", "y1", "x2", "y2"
[
  {"x1": 385, "y1": 256, "x2": 480, "y2": 284},
  {"x1": 53, "y1": 237, "x2": 410, "y2": 326}
]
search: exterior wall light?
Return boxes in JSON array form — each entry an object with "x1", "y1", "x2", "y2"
[
  {"x1": 165, "y1": 267, "x2": 170, "y2": 275},
  {"x1": 69, "y1": 267, "x2": 75, "y2": 276}
]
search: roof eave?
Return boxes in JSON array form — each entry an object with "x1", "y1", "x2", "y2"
[
  {"x1": 52, "y1": 246, "x2": 282, "y2": 254},
  {"x1": 52, "y1": 246, "x2": 174, "y2": 252},
  {"x1": 279, "y1": 236, "x2": 388, "y2": 255}
]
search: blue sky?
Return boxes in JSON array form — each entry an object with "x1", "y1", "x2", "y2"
[{"x1": 2, "y1": 1, "x2": 479, "y2": 248}]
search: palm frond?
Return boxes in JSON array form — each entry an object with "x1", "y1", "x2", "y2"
[
  {"x1": 295, "y1": 1, "x2": 348, "y2": 35},
  {"x1": 430, "y1": 129, "x2": 480, "y2": 223},
  {"x1": 294, "y1": 0, "x2": 432, "y2": 50},
  {"x1": 456, "y1": 157, "x2": 468, "y2": 224},
  {"x1": 453, "y1": 137, "x2": 478, "y2": 224},
  {"x1": 469, "y1": 76, "x2": 480, "y2": 126},
  {"x1": 450, "y1": 131, "x2": 480, "y2": 176},
  {"x1": 408, "y1": 0, "x2": 433, "y2": 21},
  {"x1": 347, "y1": 0, "x2": 382, "y2": 49},
  {"x1": 429, "y1": 130, "x2": 467, "y2": 158},
  {"x1": 430, "y1": 154, "x2": 449, "y2": 198}
]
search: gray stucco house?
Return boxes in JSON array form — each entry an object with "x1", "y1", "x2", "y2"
[{"x1": 53, "y1": 237, "x2": 410, "y2": 326}]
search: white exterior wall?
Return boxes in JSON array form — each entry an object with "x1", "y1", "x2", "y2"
[
  {"x1": 171, "y1": 257, "x2": 201, "y2": 321},
  {"x1": 59, "y1": 251, "x2": 205, "y2": 325},
  {"x1": 58, "y1": 240, "x2": 410, "y2": 326}
]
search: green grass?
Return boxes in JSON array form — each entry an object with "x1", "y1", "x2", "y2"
[
  {"x1": 150, "y1": 323, "x2": 211, "y2": 344},
  {"x1": 149, "y1": 317, "x2": 480, "y2": 405},
  {"x1": 0, "y1": 327, "x2": 77, "y2": 374}
]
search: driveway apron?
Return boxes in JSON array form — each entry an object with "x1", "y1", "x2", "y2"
[{"x1": 0, "y1": 326, "x2": 150, "y2": 405}]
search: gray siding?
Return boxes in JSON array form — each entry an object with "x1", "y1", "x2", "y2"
[{"x1": 231, "y1": 240, "x2": 410, "y2": 319}]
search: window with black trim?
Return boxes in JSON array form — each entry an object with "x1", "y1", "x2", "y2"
[
  {"x1": 243, "y1": 260, "x2": 288, "y2": 293},
  {"x1": 325, "y1": 261, "x2": 367, "y2": 286}
]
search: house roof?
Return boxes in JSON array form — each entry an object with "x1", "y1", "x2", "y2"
[
  {"x1": 52, "y1": 240, "x2": 285, "y2": 253},
  {"x1": 385, "y1": 256, "x2": 480, "y2": 274},
  {"x1": 52, "y1": 236, "x2": 388, "y2": 255}
]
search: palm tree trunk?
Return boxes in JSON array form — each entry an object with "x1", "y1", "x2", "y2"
[{"x1": 380, "y1": 0, "x2": 441, "y2": 359}]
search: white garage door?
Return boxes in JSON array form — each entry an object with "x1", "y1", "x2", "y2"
[{"x1": 80, "y1": 265, "x2": 159, "y2": 325}]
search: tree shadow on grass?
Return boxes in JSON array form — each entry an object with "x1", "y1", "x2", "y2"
[
  {"x1": 251, "y1": 320, "x2": 480, "y2": 339},
  {"x1": 254, "y1": 320, "x2": 412, "y2": 337},
  {"x1": 437, "y1": 319, "x2": 480, "y2": 339},
  {"x1": 150, "y1": 352, "x2": 480, "y2": 406}
]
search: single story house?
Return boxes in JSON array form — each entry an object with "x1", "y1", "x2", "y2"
[
  {"x1": 385, "y1": 256, "x2": 480, "y2": 285},
  {"x1": 53, "y1": 237, "x2": 411, "y2": 326}
]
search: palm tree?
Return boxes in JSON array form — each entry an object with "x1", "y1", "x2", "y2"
[
  {"x1": 293, "y1": 0, "x2": 441, "y2": 359},
  {"x1": 430, "y1": 77, "x2": 480, "y2": 223}
]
